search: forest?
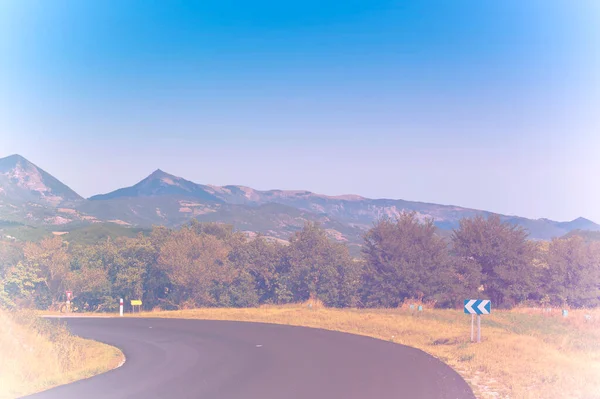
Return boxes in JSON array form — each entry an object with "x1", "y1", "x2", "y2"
[{"x1": 1, "y1": 213, "x2": 598, "y2": 312}]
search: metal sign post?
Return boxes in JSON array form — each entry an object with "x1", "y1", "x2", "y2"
[
  {"x1": 464, "y1": 299, "x2": 491, "y2": 343},
  {"x1": 131, "y1": 299, "x2": 142, "y2": 313},
  {"x1": 471, "y1": 314, "x2": 474, "y2": 342}
]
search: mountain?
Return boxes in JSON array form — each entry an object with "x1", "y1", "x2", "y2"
[
  {"x1": 0, "y1": 155, "x2": 82, "y2": 205},
  {"x1": 556, "y1": 217, "x2": 600, "y2": 232},
  {"x1": 0, "y1": 155, "x2": 86, "y2": 225},
  {"x1": 1, "y1": 154, "x2": 599, "y2": 244},
  {"x1": 89, "y1": 169, "x2": 222, "y2": 203},
  {"x1": 87, "y1": 166, "x2": 600, "y2": 242},
  {"x1": 563, "y1": 229, "x2": 600, "y2": 243}
]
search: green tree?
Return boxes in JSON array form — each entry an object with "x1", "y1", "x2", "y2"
[
  {"x1": 157, "y1": 226, "x2": 236, "y2": 307},
  {"x1": 142, "y1": 227, "x2": 173, "y2": 309},
  {"x1": 452, "y1": 215, "x2": 535, "y2": 308},
  {"x1": 108, "y1": 235, "x2": 156, "y2": 304},
  {"x1": 542, "y1": 237, "x2": 600, "y2": 307},
  {"x1": 2, "y1": 261, "x2": 44, "y2": 308},
  {"x1": 229, "y1": 236, "x2": 284, "y2": 304},
  {"x1": 361, "y1": 213, "x2": 456, "y2": 307},
  {"x1": 68, "y1": 243, "x2": 114, "y2": 311},
  {"x1": 22, "y1": 237, "x2": 70, "y2": 306},
  {"x1": 0, "y1": 242, "x2": 24, "y2": 309},
  {"x1": 283, "y1": 222, "x2": 361, "y2": 307},
  {"x1": 0, "y1": 242, "x2": 23, "y2": 279}
]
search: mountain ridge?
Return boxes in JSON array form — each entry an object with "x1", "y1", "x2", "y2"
[{"x1": 1, "y1": 154, "x2": 598, "y2": 242}]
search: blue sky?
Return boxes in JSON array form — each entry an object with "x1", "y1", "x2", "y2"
[{"x1": 1, "y1": 1, "x2": 599, "y2": 222}]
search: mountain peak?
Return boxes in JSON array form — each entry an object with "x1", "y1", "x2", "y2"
[
  {"x1": 0, "y1": 154, "x2": 83, "y2": 205},
  {"x1": 142, "y1": 169, "x2": 181, "y2": 185},
  {"x1": 4, "y1": 154, "x2": 27, "y2": 161},
  {"x1": 0, "y1": 154, "x2": 31, "y2": 170},
  {"x1": 90, "y1": 168, "x2": 222, "y2": 203},
  {"x1": 572, "y1": 217, "x2": 592, "y2": 223},
  {"x1": 556, "y1": 216, "x2": 600, "y2": 232}
]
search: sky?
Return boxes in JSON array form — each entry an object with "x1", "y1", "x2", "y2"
[{"x1": 1, "y1": 1, "x2": 599, "y2": 222}]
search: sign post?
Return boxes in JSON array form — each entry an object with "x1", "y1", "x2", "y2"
[
  {"x1": 119, "y1": 298, "x2": 123, "y2": 317},
  {"x1": 131, "y1": 300, "x2": 142, "y2": 313},
  {"x1": 471, "y1": 314, "x2": 474, "y2": 342},
  {"x1": 464, "y1": 299, "x2": 491, "y2": 343}
]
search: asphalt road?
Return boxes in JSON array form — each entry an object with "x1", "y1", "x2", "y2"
[{"x1": 27, "y1": 318, "x2": 475, "y2": 399}]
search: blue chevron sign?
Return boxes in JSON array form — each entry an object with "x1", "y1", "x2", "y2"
[{"x1": 464, "y1": 299, "x2": 491, "y2": 315}]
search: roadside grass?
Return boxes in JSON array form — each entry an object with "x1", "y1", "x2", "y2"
[
  {"x1": 0, "y1": 310, "x2": 124, "y2": 399},
  {"x1": 134, "y1": 304, "x2": 600, "y2": 399}
]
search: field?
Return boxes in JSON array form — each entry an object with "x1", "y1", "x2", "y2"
[
  {"x1": 134, "y1": 304, "x2": 600, "y2": 399},
  {"x1": 0, "y1": 311, "x2": 124, "y2": 399}
]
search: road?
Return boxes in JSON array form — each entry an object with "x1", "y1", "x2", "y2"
[{"x1": 27, "y1": 318, "x2": 475, "y2": 399}]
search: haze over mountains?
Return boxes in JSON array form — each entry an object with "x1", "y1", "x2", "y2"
[{"x1": 1, "y1": 154, "x2": 599, "y2": 244}]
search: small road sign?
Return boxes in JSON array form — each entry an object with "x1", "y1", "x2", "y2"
[
  {"x1": 131, "y1": 299, "x2": 142, "y2": 313},
  {"x1": 66, "y1": 291, "x2": 73, "y2": 301},
  {"x1": 464, "y1": 299, "x2": 491, "y2": 315},
  {"x1": 464, "y1": 299, "x2": 491, "y2": 343}
]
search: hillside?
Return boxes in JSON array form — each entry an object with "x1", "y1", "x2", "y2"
[
  {"x1": 1, "y1": 154, "x2": 599, "y2": 243},
  {"x1": 563, "y1": 229, "x2": 600, "y2": 242},
  {"x1": 0, "y1": 155, "x2": 82, "y2": 205}
]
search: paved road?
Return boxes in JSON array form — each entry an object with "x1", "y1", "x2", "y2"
[{"x1": 27, "y1": 318, "x2": 475, "y2": 399}]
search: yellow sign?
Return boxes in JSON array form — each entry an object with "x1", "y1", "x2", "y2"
[{"x1": 130, "y1": 300, "x2": 142, "y2": 306}]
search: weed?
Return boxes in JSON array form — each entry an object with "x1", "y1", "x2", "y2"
[
  {"x1": 459, "y1": 354, "x2": 475, "y2": 362},
  {"x1": 0, "y1": 310, "x2": 123, "y2": 398}
]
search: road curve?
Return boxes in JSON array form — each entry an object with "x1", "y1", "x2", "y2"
[{"x1": 27, "y1": 318, "x2": 475, "y2": 399}]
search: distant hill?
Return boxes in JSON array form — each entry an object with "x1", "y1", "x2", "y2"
[
  {"x1": 0, "y1": 155, "x2": 86, "y2": 225},
  {"x1": 1, "y1": 154, "x2": 599, "y2": 244},
  {"x1": 0, "y1": 155, "x2": 82, "y2": 205},
  {"x1": 61, "y1": 223, "x2": 150, "y2": 245},
  {"x1": 89, "y1": 169, "x2": 222, "y2": 203},
  {"x1": 563, "y1": 229, "x2": 600, "y2": 243},
  {"x1": 0, "y1": 221, "x2": 149, "y2": 244}
]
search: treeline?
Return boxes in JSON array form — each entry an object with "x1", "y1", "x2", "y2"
[{"x1": 1, "y1": 214, "x2": 599, "y2": 311}]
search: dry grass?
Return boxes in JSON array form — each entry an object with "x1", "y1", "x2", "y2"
[
  {"x1": 0, "y1": 310, "x2": 123, "y2": 399},
  {"x1": 137, "y1": 303, "x2": 600, "y2": 399}
]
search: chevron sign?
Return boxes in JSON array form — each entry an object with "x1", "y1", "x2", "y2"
[{"x1": 464, "y1": 299, "x2": 491, "y2": 315}]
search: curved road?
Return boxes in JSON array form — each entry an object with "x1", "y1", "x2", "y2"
[{"x1": 28, "y1": 318, "x2": 475, "y2": 399}]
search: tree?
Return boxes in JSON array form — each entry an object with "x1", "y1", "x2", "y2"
[
  {"x1": 22, "y1": 237, "x2": 70, "y2": 307},
  {"x1": 440, "y1": 255, "x2": 483, "y2": 308},
  {"x1": 143, "y1": 227, "x2": 174, "y2": 309},
  {"x1": 108, "y1": 236, "x2": 155, "y2": 304},
  {"x1": 283, "y1": 222, "x2": 361, "y2": 307},
  {"x1": 542, "y1": 237, "x2": 600, "y2": 307},
  {"x1": 0, "y1": 242, "x2": 25, "y2": 309},
  {"x1": 2, "y1": 261, "x2": 44, "y2": 308},
  {"x1": 0, "y1": 242, "x2": 23, "y2": 279},
  {"x1": 452, "y1": 215, "x2": 535, "y2": 308},
  {"x1": 361, "y1": 213, "x2": 457, "y2": 307},
  {"x1": 68, "y1": 243, "x2": 115, "y2": 311},
  {"x1": 157, "y1": 226, "x2": 236, "y2": 307},
  {"x1": 229, "y1": 236, "x2": 284, "y2": 304}
]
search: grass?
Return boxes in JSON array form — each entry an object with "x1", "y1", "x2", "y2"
[
  {"x1": 0, "y1": 310, "x2": 124, "y2": 399},
  {"x1": 133, "y1": 303, "x2": 600, "y2": 399}
]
